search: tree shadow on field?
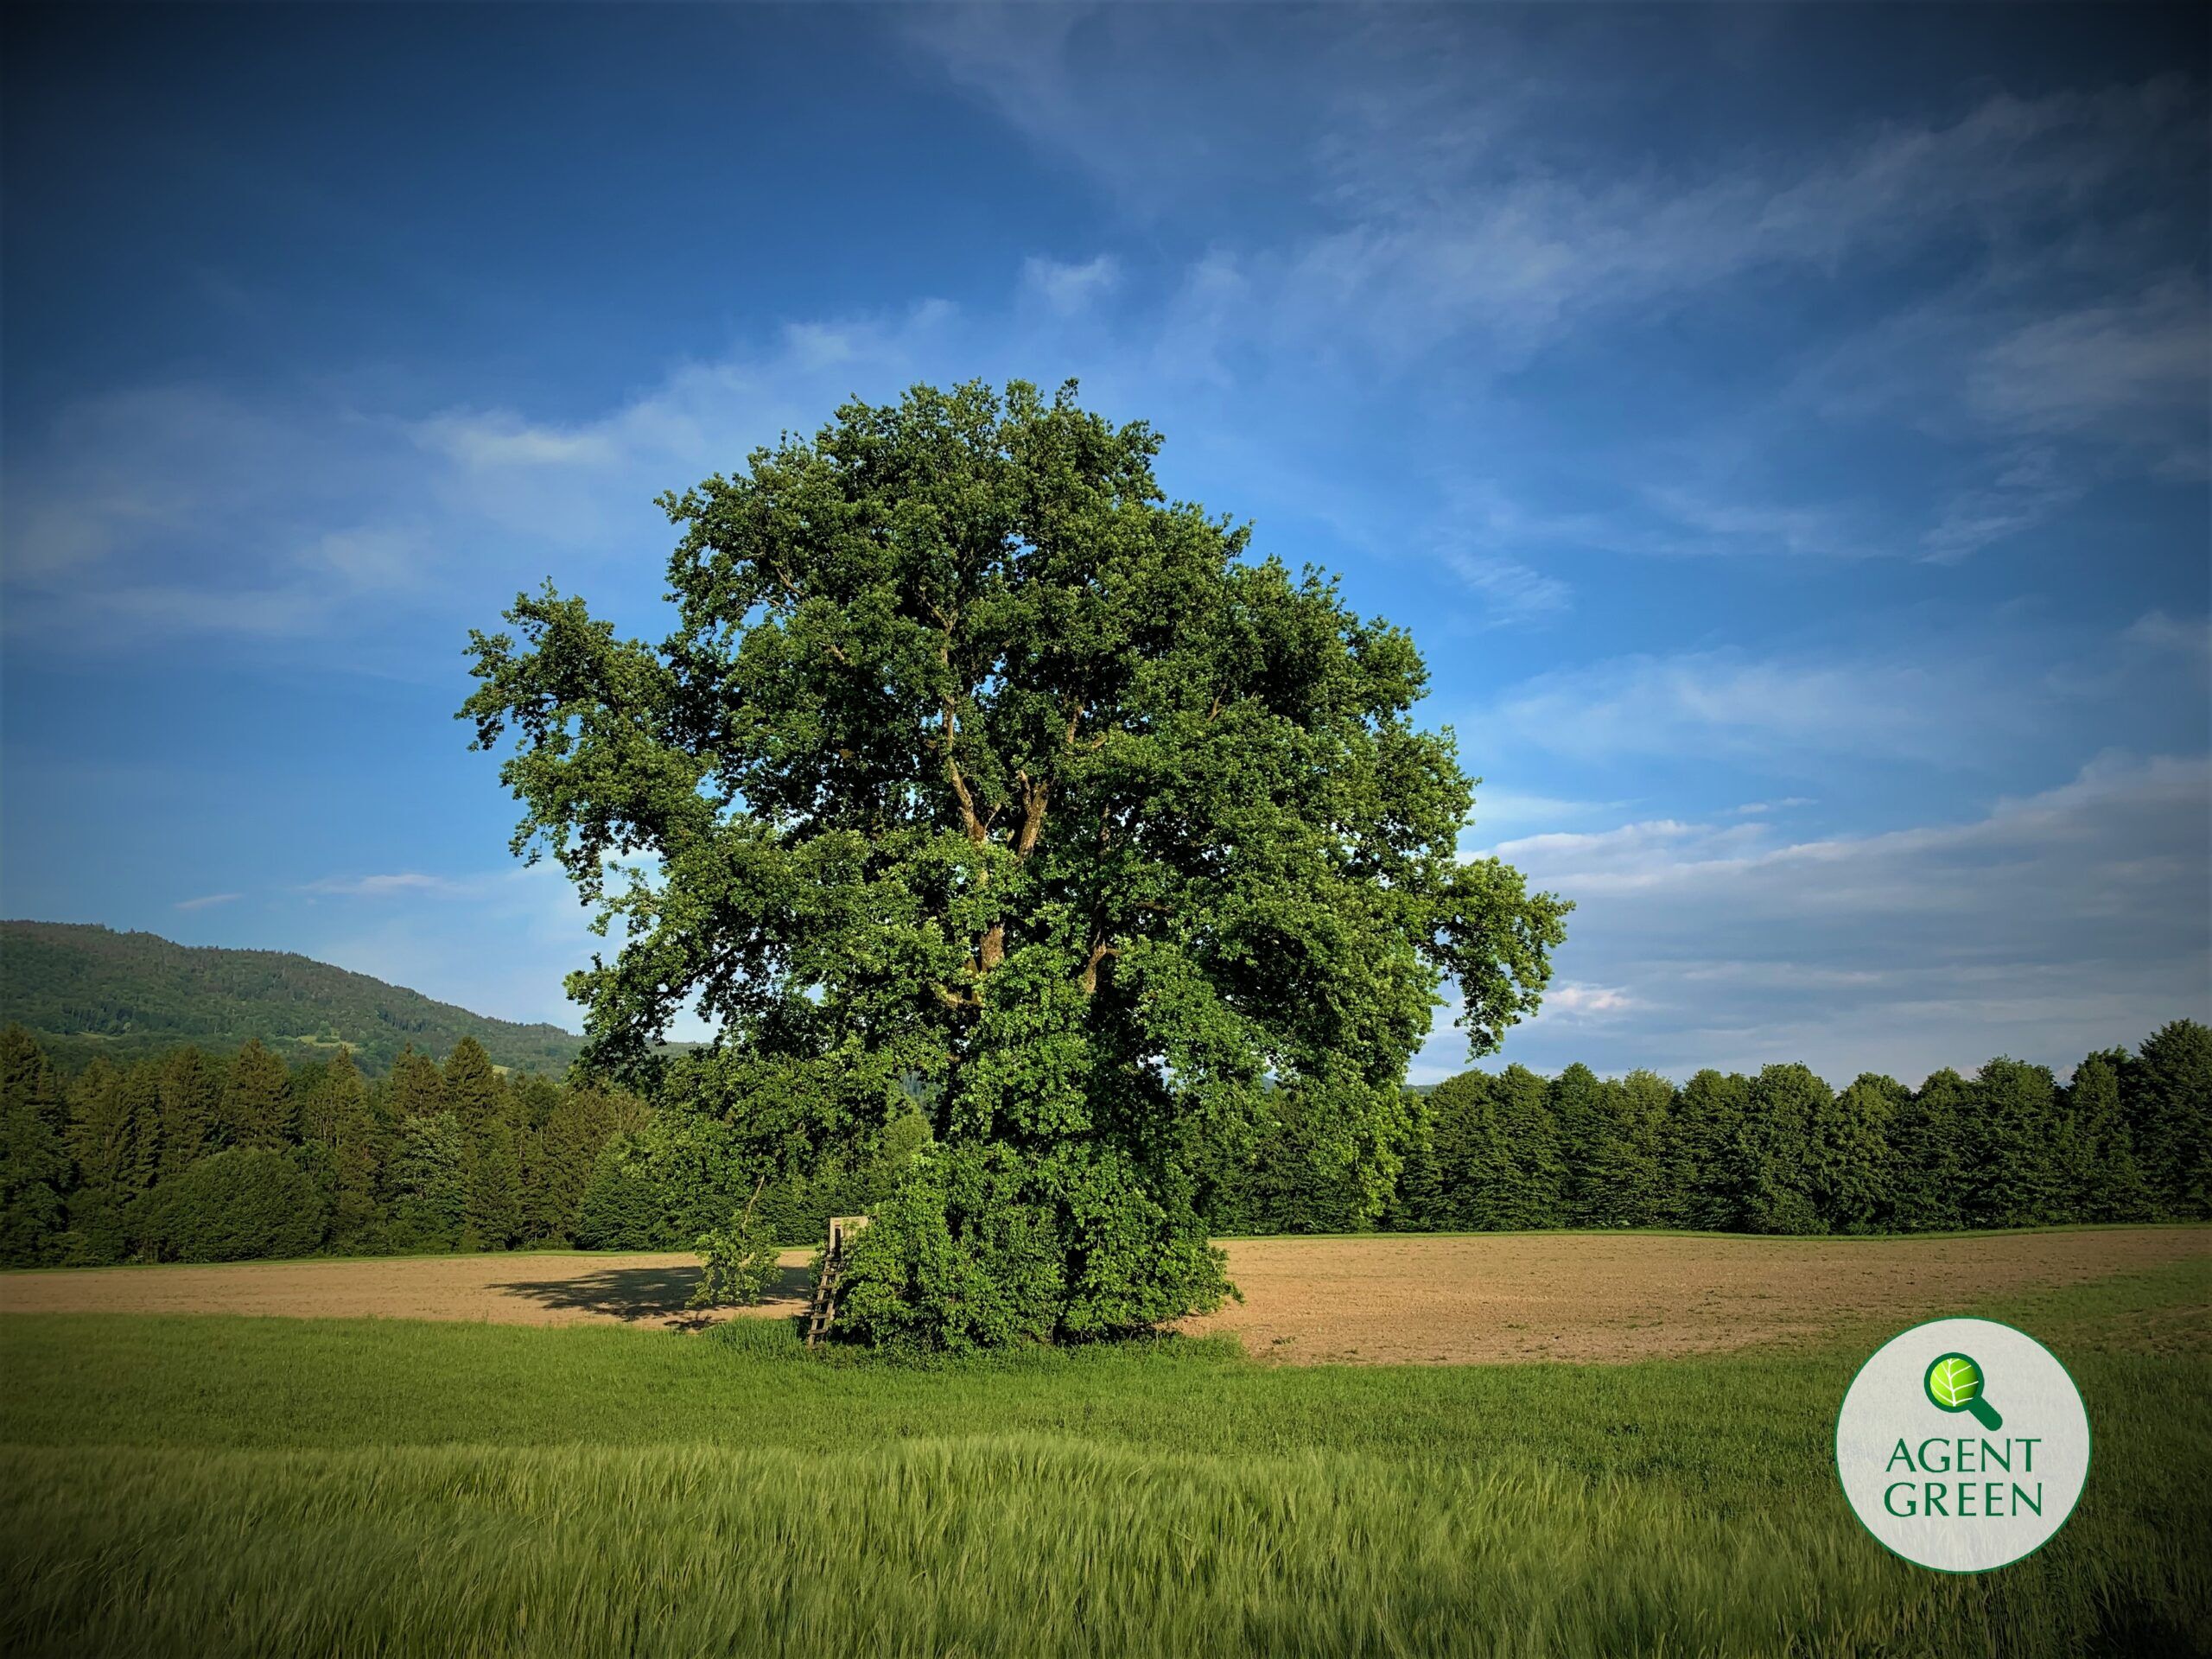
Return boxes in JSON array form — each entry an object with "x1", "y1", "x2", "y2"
[{"x1": 489, "y1": 1263, "x2": 814, "y2": 1329}]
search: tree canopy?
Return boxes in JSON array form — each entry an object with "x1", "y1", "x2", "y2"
[{"x1": 461, "y1": 379, "x2": 1569, "y2": 1344}]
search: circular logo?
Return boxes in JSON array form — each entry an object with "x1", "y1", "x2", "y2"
[{"x1": 1834, "y1": 1317, "x2": 2089, "y2": 1573}]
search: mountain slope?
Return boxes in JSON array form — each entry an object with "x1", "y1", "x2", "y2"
[{"x1": 0, "y1": 921, "x2": 584, "y2": 1076}]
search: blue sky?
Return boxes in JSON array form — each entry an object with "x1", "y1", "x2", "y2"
[{"x1": 3, "y1": 3, "x2": 2206, "y2": 1084}]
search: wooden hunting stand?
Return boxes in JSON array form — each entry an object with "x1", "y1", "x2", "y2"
[{"x1": 805, "y1": 1215, "x2": 869, "y2": 1346}]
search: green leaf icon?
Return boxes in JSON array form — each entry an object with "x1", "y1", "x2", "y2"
[{"x1": 1924, "y1": 1352, "x2": 2004, "y2": 1431}]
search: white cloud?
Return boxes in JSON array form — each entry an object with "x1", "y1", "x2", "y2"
[
  {"x1": 174, "y1": 892, "x2": 242, "y2": 911},
  {"x1": 1453, "y1": 753, "x2": 2212, "y2": 1084},
  {"x1": 302, "y1": 872, "x2": 465, "y2": 898},
  {"x1": 1542, "y1": 982, "x2": 1636, "y2": 1019},
  {"x1": 1020, "y1": 254, "x2": 1121, "y2": 315},
  {"x1": 1967, "y1": 277, "x2": 2210, "y2": 448},
  {"x1": 2124, "y1": 610, "x2": 2211, "y2": 659},
  {"x1": 1478, "y1": 647, "x2": 2016, "y2": 766}
]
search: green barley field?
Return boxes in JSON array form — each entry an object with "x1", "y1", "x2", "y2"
[{"x1": 3, "y1": 1251, "x2": 2207, "y2": 1658}]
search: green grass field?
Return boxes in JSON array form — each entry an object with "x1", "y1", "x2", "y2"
[{"x1": 2, "y1": 1254, "x2": 2206, "y2": 1656}]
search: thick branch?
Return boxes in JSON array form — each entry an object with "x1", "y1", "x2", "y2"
[{"x1": 1078, "y1": 941, "x2": 1120, "y2": 997}]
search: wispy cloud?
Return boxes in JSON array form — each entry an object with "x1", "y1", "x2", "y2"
[
  {"x1": 174, "y1": 892, "x2": 242, "y2": 911},
  {"x1": 1442, "y1": 752, "x2": 2212, "y2": 1084},
  {"x1": 302, "y1": 873, "x2": 466, "y2": 898},
  {"x1": 1478, "y1": 646, "x2": 2018, "y2": 766}
]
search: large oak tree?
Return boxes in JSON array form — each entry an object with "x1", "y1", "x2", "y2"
[{"x1": 462, "y1": 381, "x2": 1567, "y2": 1345}]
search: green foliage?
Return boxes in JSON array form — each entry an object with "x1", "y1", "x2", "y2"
[
  {"x1": 1427, "y1": 1065, "x2": 1562, "y2": 1230},
  {"x1": 1967, "y1": 1058, "x2": 2068, "y2": 1229},
  {"x1": 2063, "y1": 1051, "x2": 2154, "y2": 1224},
  {"x1": 0, "y1": 921, "x2": 584, "y2": 1076},
  {"x1": 1889, "y1": 1069, "x2": 1973, "y2": 1232},
  {"x1": 1817, "y1": 1075, "x2": 1904, "y2": 1233},
  {"x1": 690, "y1": 1185, "x2": 781, "y2": 1308},
  {"x1": 461, "y1": 379, "x2": 1567, "y2": 1344},
  {"x1": 385, "y1": 1113, "x2": 468, "y2": 1253},
  {"x1": 220, "y1": 1039, "x2": 292, "y2": 1150},
  {"x1": 2129, "y1": 1019, "x2": 2212, "y2": 1218},
  {"x1": 838, "y1": 1141, "x2": 1229, "y2": 1351},
  {"x1": 148, "y1": 1147, "x2": 325, "y2": 1262},
  {"x1": 295, "y1": 1050, "x2": 382, "y2": 1248},
  {"x1": 155, "y1": 1048, "x2": 219, "y2": 1179},
  {"x1": 572, "y1": 1138, "x2": 664, "y2": 1250},
  {"x1": 0, "y1": 1026, "x2": 72, "y2": 1265}
]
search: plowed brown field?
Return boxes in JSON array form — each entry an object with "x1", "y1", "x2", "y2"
[{"x1": 2, "y1": 1228, "x2": 2202, "y2": 1362}]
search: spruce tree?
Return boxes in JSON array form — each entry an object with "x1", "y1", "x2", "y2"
[
  {"x1": 156, "y1": 1047, "x2": 219, "y2": 1179},
  {"x1": 1966, "y1": 1058, "x2": 2066, "y2": 1229},
  {"x1": 2127, "y1": 1019, "x2": 2212, "y2": 1218},
  {"x1": 1382, "y1": 1094, "x2": 1445, "y2": 1230},
  {"x1": 0, "y1": 1027, "x2": 73, "y2": 1266},
  {"x1": 442, "y1": 1038, "x2": 507, "y2": 1130},
  {"x1": 385, "y1": 1112, "x2": 468, "y2": 1251},
  {"x1": 523, "y1": 1084, "x2": 620, "y2": 1243},
  {"x1": 298, "y1": 1049, "x2": 382, "y2": 1247},
  {"x1": 384, "y1": 1047, "x2": 449, "y2": 1126},
  {"x1": 1547, "y1": 1063, "x2": 1611, "y2": 1227},
  {"x1": 444, "y1": 1038, "x2": 520, "y2": 1249},
  {"x1": 2063, "y1": 1050, "x2": 2153, "y2": 1223},
  {"x1": 220, "y1": 1039, "x2": 292, "y2": 1149},
  {"x1": 1888, "y1": 1069, "x2": 1973, "y2": 1231},
  {"x1": 1491, "y1": 1065, "x2": 1567, "y2": 1228},
  {"x1": 1668, "y1": 1071, "x2": 1752, "y2": 1230},
  {"x1": 117, "y1": 1063, "x2": 166, "y2": 1255},
  {"x1": 1815, "y1": 1075, "x2": 1903, "y2": 1233},
  {"x1": 1735, "y1": 1065, "x2": 1828, "y2": 1235},
  {"x1": 1424, "y1": 1069, "x2": 1494, "y2": 1230},
  {"x1": 1579, "y1": 1070, "x2": 1670, "y2": 1229}
]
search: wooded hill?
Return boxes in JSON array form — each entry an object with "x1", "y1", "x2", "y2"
[{"x1": 0, "y1": 922, "x2": 584, "y2": 1077}]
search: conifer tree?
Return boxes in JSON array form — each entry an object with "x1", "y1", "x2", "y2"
[
  {"x1": 0, "y1": 1027, "x2": 73, "y2": 1265},
  {"x1": 385, "y1": 1112, "x2": 468, "y2": 1251},
  {"x1": 297, "y1": 1049, "x2": 382, "y2": 1246},
  {"x1": 219, "y1": 1039, "x2": 292, "y2": 1149},
  {"x1": 2063, "y1": 1050, "x2": 2153, "y2": 1223},
  {"x1": 1490, "y1": 1064, "x2": 1567, "y2": 1228},
  {"x1": 385, "y1": 1048, "x2": 449, "y2": 1122},
  {"x1": 1815, "y1": 1074, "x2": 1903, "y2": 1233},
  {"x1": 522, "y1": 1084, "x2": 621, "y2": 1242},
  {"x1": 1579, "y1": 1070, "x2": 1670, "y2": 1228},
  {"x1": 2127, "y1": 1019, "x2": 2212, "y2": 1218},
  {"x1": 1734, "y1": 1065, "x2": 1828, "y2": 1234},
  {"x1": 110, "y1": 1062, "x2": 167, "y2": 1255},
  {"x1": 1966, "y1": 1058, "x2": 2065, "y2": 1229},
  {"x1": 442, "y1": 1038, "x2": 507, "y2": 1130},
  {"x1": 156, "y1": 1047, "x2": 219, "y2": 1179},
  {"x1": 58, "y1": 1061, "x2": 126, "y2": 1262},
  {"x1": 1382, "y1": 1094, "x2": 1445, "y2": 1230},
  {"x1": 444, "y1": 1038, "x2": 521, "y2": 1248},
  {"x1": 1251, "y1": 1090, "x2": 1370, "y2": 1233},
  {"x1": 1666, "y1": 1070, "x2": 1752, "y2": 1230},
  {"x1": 1430, "y1": 1065, "x2": 1562, "y2": 1230},
  {"x1": 1888, "y1": 1068, "x2": 1973, "y2": 1231},
  {"x1": 1547, "y1": 1063, "x2": 1612, "y2": 1227}
]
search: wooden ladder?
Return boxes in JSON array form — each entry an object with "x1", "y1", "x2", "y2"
[{"x1": 805, "y1": 1215, "x2": 869, "y2": 1347}]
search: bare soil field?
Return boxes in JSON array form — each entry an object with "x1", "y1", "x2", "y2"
[
  {"x1": 1180, "y1": 1228, "x2": 2212, "y2": 1363},
  {"x1": 1, "y1": 1228, "x2": 2202, "y2": 1361}
]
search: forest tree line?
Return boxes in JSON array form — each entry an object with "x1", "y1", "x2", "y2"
[
  {"x1": 1202, "y1": 1020, "x2": 2211, "y2": 1236},
  {"x1": 0, "y1": 1026, "x2": 923, "y2": 1268},
  {"x1": 2, "y1": 1019, "x2": 2207, "y2": 1268}
]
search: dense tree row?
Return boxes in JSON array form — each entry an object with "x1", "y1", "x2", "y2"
[
  {"x1": 1198, "y1": 1020, "x2": 2212, "y2": 1236},
  {"x1": 3, "y1": 1019, "x2": 2205, "y2": 1266},
  {"x1": 0, "y1": 1028, "x2": 639, "y2": 1265}
]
